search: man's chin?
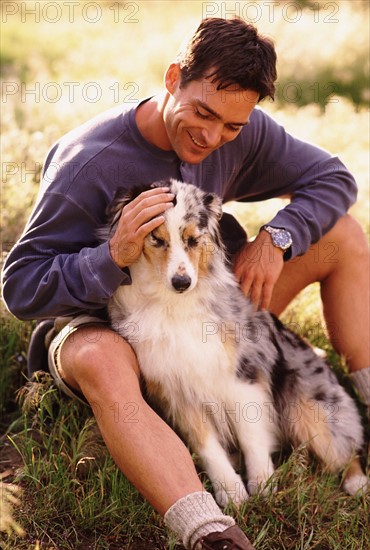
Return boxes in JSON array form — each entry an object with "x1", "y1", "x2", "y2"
[{"x1": 178, "y1": 147, "x2": 213, "y2": 165}]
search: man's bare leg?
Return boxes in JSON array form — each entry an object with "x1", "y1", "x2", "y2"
[{"x1": 270, "y1": 215, "x2": 370, "y2": 374}]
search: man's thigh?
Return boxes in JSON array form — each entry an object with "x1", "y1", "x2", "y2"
[{"x1": 270, "y1": 214, "x2": 358, "y2": 315}]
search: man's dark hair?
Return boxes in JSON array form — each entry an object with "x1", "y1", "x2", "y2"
[{"x1": 177, "y1": 18, "x2": 277, "y2": 101}]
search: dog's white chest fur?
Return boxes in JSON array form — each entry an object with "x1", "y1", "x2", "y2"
[{"x1": 110, "y1": 274, "x2": 235, "y2": 402}]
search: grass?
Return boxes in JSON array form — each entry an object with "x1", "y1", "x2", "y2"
[
  {"x1": 1, "y1": 1, "x2": 369, "y2": 548},
  {"x1": 1, "y1": 373, "x2": 166, "y2": 549},
  {"x1": 0, "y1": 363, "x2": 369, "y2": 549}
]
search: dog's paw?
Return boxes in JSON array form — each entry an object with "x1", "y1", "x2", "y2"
[
  {"x1": 312, "y1": 345, "x2": 327, "y2": 358},
  {"x1": 343, "y1": 473, "x2": 369, "y2": 496},
  {"x1": 247, "y1": 473, "x2": 277, "y2": 497},
  {"x1": 214, "y1": 478, "x2": 249, "y2": 508}
]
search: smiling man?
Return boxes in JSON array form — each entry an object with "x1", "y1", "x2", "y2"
[
  {"x1": 3, "y1": 17, "x2": 369, "y2": 550},
  {"x1": 139, "y1": 67, "x2": 259, "y2": 160}
]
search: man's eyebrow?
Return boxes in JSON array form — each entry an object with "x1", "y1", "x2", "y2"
[{"x1": 196, "y1": 100, "x2": 250, "y2": 126}]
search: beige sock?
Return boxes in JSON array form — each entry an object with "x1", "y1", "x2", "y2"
[
  {"x1": 350, "y1": 366, "x2": 370, "y2": 406},
  {"x1": 164, "y1": 491, "x2": 235, "y2": 550}
]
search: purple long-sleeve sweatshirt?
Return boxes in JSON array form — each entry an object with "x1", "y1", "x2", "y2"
[{"x1": 2, "y1": 100, "x2": 357, "y2": 320}]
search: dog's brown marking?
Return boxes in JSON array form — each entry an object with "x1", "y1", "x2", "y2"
[
  {"x1": 142, "y1": 225, "x2": 171, "y2": 275},
  {"x1": 343, "y1": 456, "x2": 366, "y2": 487},
  {"x1": 146, "y1": 378, "x2": 210, "y2": 449},
  {"x1": 198, "y1": 234, "x2": 219, "y2": 276},
  {"x1": 286, "y1": 398, "x2": 352, "y2": 471},
  {"x1": 182, "y1": 223, "x2": 202, "y2": 246},
  {"x1": 151, "y1": 224, "x2": 171, "y2": 245},
  {"x1": 220, "y1": 322, "x2": 238, "y2": 375}
]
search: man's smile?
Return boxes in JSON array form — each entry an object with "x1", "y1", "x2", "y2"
[{"x1": 188, "y1": 130, "x2": 208, "y2": 149}]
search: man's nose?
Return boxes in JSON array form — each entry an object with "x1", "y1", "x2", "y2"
[{"x1": 201, "y1": 122, "x2": 223, "y2": 148}]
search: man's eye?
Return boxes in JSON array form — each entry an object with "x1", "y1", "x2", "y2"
[
  {"x1": 226, "y1": 124, "x2": 241, "y2": 133},
  {"x1": 150, "y1": 233, "x2": 166, "y2": 247},
  {"x1": 195, "y1": 108, "x2": 210, "y2": 120}
]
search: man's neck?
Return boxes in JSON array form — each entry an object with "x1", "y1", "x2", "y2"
[{"x1": 135, "y1": 93, "x2": 172, "y2": 151}]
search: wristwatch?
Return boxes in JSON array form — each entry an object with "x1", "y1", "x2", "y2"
[{"x1": 261, "y1": 225, "x2": 293, "y2": 252}]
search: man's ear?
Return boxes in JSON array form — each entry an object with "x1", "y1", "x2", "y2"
[{"x1": 165, "y1": 63, "x2": 182, "y2": 94}]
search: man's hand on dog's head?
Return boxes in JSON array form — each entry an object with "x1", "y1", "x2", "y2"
[
  {"x1": 109, "y1": 186, "x2": 174, "y2": 268},
  {"x1": 233, "y1": 230, "x2": 284, "y2": 310}
]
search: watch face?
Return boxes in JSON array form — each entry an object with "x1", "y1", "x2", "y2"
[
  {"x1": 273, "y1": 230, "x2": 292, "y2": 250},
  {"x1": 263, "y1": 226, "x2": 292, "y2": 250}
]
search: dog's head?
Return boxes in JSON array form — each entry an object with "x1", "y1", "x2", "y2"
[{"x1": 103, "y1": 179, "x2": 224, "y2": 293}]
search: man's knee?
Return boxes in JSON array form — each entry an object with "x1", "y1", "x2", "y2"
[
  {"x1": 325, "y1": 214, "x2": 369, "y2": 259},
  {"x1": 60, "y1": 326, "x2": 140, "y2": 391},
  {"x1": 270, "y1": 215, "x2": 368, "y2": 314}
]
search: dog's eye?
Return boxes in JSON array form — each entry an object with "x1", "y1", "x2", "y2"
[
  {"x1": 187, "y1": 236, "x2": 199, "y2": 249},
  {"x1": 150, "y1": 232, "x2": 166, "y2": 247}
]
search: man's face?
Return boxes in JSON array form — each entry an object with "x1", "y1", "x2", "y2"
[{"x1": 163, "y1": 64, "x2": 259, "y2": 164}]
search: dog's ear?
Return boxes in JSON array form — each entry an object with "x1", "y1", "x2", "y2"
[
  {"x1": 96, "y1": 184, "x2": 151, "y2": 241},
  {"x1": 121, "y1": 182, "x2": 159, "y2": 203},
  {"x1": 111, "y1": 179, "x2": 175, "y2": 210},
  {"x1": 105, "y1": 187, "x2": 132, "y2": 232},
  {"x1": 98, "y1": 182, "x2": 173, "y2": 241},
  {"x1": 202, "y1": 192, "x2": 223, "y2": 221},
  {"x1": 105, "y1": 183, "x2": 159, "y2": 231}
]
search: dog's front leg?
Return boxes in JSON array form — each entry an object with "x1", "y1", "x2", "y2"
[
  {"x1": 175, "y1": 403, "x2": 248, "y2": 507},
  {"x1": 228, "y1": 383, "x2": 277, "y2": 496},
  {"x1": 197, "y1": 429, "x2": 249, "y2": 508}
]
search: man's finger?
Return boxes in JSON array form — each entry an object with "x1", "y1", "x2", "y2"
[
  {"x1": 127, "y1": 188, "x2": 174, "y2": 213},
  {"x1": 238, "y1": 269, "x2": 253, "y2": 298},
  {"x1": 260, "y1": 282, "x2": 274, "y2": 311},
  {"x1": 249, "y1": 281, "x2": 263, "y2": 310},
  {"x1": 132, "y1": 200, "x2": 174, "y2": 229},
  {"x1": 137, "y1": 214, "x2": 167, "y2": 238}
]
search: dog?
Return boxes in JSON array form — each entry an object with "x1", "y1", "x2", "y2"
[{"x1": 102, "y1": 178, "x2": 368, "y2": 506}]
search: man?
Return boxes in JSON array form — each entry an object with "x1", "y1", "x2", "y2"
[{"x1": 3, "y1": 17, "x2": 369, "y2": 550}]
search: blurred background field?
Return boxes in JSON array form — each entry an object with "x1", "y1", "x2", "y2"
[
  {"x1": 1, "y1": 0, "x2": 369, "y2": 334},
  {"x1": 1, "y1": 0, "x2": 369, "y2": 247},
  {"x1": 1, "y1": 1, "x2": 369, "y2": 548}
]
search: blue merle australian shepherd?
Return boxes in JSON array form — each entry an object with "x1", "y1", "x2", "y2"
[{"x1": 103, "y1": 179, "x2": 368, "y2": 506}]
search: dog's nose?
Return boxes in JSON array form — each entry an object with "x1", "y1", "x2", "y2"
[{"x1": 171, "y1": 273, "x2": 192, "y2": 292}]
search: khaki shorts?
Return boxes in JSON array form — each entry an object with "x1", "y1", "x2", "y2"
[{"x1": 47, "y1": 314, "x2": 109, "y2": 405}]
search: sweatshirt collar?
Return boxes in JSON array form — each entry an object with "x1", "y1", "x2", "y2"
[{"x1": 127, "y1": 98, "x2": 179, "y2": 163}]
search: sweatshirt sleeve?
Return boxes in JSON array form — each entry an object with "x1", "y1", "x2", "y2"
[
  {"x1": 2, "y1": 191, "x2": 130, "y2": 320},
  {"x1": 225, "y1": 108, "x2": 358, "y2": 258}
]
